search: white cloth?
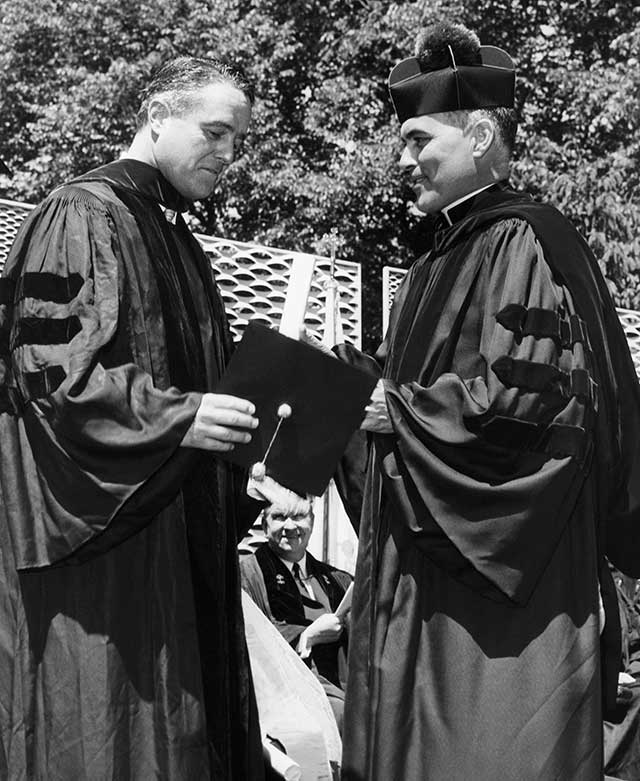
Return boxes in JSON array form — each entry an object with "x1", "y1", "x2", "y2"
[{"x1": 242, "y1": 592, "x2": 341, "y2": 780}]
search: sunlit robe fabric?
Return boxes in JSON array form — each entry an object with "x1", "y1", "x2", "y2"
[
  {"x1": 338, "y1": 184, "x2": 640, "y2": 781},
  {"x1": 0, "y1": 160, "x2": 263, "y2": 779}
]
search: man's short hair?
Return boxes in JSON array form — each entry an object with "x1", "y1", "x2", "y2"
[
  {"x1": 414, "y1": 22, "x2": 518, "y2": 154},
  {"x1": 441, "y1": 107, "x2": 518, "y2": 155},
  {"x1": 261, "y1": 504, "x2": 315, "y2": 525},
  {"x1": 136, "y1": 56, "x2": 254, "y2": 130}
]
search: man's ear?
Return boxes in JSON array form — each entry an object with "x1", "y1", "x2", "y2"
[
  {"x1": 147, "y1": 98, "x2": 171, "y2": 134},
  {"x1": 470, "y1": 117, "x2": 495, "y2": 158}
]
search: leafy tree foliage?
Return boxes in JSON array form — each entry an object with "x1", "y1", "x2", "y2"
[{"x1": 0, "y1": 0, "x2": 638, "y2": 348}]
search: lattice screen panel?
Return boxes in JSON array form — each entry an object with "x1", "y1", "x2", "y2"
[
  {"x1": 0, "y1": 199, "x2": 34, "y2": 266},
  {"x1": 199, "y1": 235, "x2": 361, "y2": 346},
  {"x1": 617, "y1": 308, "x2": 640, "y2": 379},
  {"x1": 382, "y1": 265, "x2": 408, "y2": 335},
  {"x1": 382, "y1": 265, "x2": 640, "y2": 380},
  {"x1": 0, "y1": 198, "x2": 362, "y2": 347}
]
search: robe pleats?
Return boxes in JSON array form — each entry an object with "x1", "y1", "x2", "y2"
[
  {"x1": 0, "y1": 160, "x2": 264, "y2": 780},
  {"x1": 339, "y1": 184, "x2": 640, "y2": 781}
]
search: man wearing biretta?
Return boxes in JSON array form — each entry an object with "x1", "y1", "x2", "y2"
[{"x1": 337, "y1": 21, "x2": 640, "y2": 781}]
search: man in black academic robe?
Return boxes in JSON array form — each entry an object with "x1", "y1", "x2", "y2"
[
  {"x1": 0, "y1": 57, "x2": 265, "y2": 779},
  {"x1": 337, "y1": 24, "x2": 640, "y2": 781}
]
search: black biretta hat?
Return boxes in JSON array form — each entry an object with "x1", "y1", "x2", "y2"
[{"x1": 389, "y1": 44, "x2": 516, "y2": 123}]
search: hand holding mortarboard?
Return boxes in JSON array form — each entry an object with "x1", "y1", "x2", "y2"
[
  {"x1": 215, "y1": 322, "x2": 376, "y2": 496},
  {"x1": 217, "y1": 250, "x2": 376, "y2": 496},
  {"x1": 180, "y1": 393, "x2": 259, "y2": 451}
]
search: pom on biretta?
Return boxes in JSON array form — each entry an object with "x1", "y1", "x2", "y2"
[
  {"x1": 388, "y1": 22, "x2": 516, "y2": 123},
  {"x1": 215, "y1": 322, "x2": 377, "y2": 497}
]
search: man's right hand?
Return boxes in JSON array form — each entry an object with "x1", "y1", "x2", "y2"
[
  {"x1": 181, "y1": 393, "x2": 258, "y2": 452},
  {"x1": 297, "y1": 613, "x2": 344, "y2": 658}
]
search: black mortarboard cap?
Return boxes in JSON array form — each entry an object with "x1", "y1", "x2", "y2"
[
  {"x1": 389, "y1": 45, "x2": 515, "y2": 123},
  {"x1": 215, "y1": 322, "x2": 377, "y2": 496}
]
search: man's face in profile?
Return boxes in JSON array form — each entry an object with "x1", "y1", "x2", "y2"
[
  {"x1": 151, "y1": 81, "x2": 251, "y2": 202},
  {"x1": 398, "y1": 112, "x2": 479, "y2": 215},
  {"x1": 264, "y1": 507, "x2": 314, "y2": 563}
]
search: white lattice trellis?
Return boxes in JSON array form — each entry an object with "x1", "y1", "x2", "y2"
[
  {"x1": 382, "y1": 264, "x2": 640, "y2": 380},
  {"x1": 0, "y1": 198, "x2": 362, "y2": 347},
  {"x1": 199, "y1": 235, "x2": 361, "y2": 346},
  {"x1": 0, "y1": 199, "x2": 34, "y2": 266},
  {"x1": 618, "y1": 308, "x2": 640, "y2": 378},
  {"x1": 382, "y1": 265, "x2": 408, "y2": 335}
]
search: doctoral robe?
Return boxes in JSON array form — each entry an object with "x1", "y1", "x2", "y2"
[
  {"x1": 0, "y1": 160, "x2": 264, "y2": 779},
  {"x1": 239, "y1": 544, "x2": 352, "y2": 688},
  {"x1": 339, "y1": 183, "x2": 640, "y2": 780}
]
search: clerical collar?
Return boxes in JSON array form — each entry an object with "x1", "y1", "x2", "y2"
[
  {"x1": 73, "y1": 158, "x2": 188, "y2": 213},
  {"x1": 440, "y1": 182, "x2": 499, "y2": 227},
  {"x1": 281, "y1": 554, "x2": 309, "y2": 578}
]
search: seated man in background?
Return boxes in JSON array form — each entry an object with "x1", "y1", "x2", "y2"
[
  {"x1": 604, "y1": 572, "x2": 640, "y2": 781},
  {"x1": 240, "y1": 502, "x2": 352, "y2": 729}
]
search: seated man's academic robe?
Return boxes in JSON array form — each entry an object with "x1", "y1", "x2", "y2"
[
  {"x1": 338, "y1": 183, "x2": 640, "y2": 781},
  {"x1": 239, "y1": 543, "x2": 351, "y2": 690},
  {"x1": 0, "y1": 160, "x2": 263, "y2": 780},
  {"x1": 603, "y1": 573, "x2": 640, "y2": 780}
]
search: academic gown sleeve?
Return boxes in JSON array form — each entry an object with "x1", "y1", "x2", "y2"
[
  {"x1": 0, "y1": 188, "x2": 202, "y2": 569},
  {"x1": 387, "y1": 221, "x2": 599, "y2": 604},
  {"x1": 345, "y1": 221, "x2": 599, "y2": 605}
]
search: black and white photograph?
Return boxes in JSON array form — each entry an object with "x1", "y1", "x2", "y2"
[{"x1": 0, "y1": 2, "x2": 639, "y2": 779}]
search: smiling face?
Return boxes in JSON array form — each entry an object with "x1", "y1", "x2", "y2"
[
  {"x1": 149, "y1": 81, "x2": 251, "y2": 202},
  {"x1": 399, "y1": 112, "x2": 481, "y2": 215},
  {"x1": 263, "y1": 506, "x2": 314, "y2": 564}
]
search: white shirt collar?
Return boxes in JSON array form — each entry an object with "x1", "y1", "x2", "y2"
[
  {"x1": 440, "y1": 182, "x2": 496, "y2": 226},
  {"x1": 281, "y1": 553, "x2": 308, "y2": 577}
]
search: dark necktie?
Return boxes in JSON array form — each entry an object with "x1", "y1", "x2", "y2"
[{"x1": 292, "y1": 562, "x2": 311, "y2": 599}]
